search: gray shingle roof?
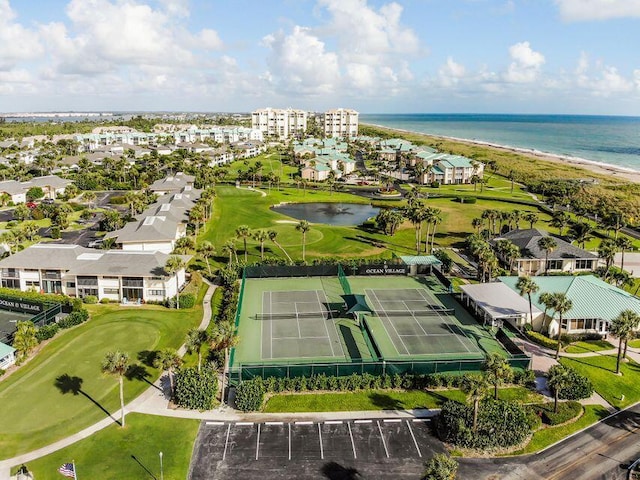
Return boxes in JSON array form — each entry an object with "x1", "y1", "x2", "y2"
[{"x1": 492, "y1": 229, "x2": 596, "y2": 260}]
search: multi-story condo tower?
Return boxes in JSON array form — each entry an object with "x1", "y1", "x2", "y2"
[
  {"x1": 251, "y1": 108, "x2": 307, "y2": 139},
  {"x1": 323, "y1": 108, "x2": 359, "y2": 138}
]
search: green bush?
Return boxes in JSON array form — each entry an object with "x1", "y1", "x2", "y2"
[
  {"x1": 235, "y1": 379, "x2": 266, "y2": 412},
  {"x1": 524, "y1": 406, "x2": 543, "y2": 431},
  {"x1": 0, "y1": 369, "x2": 5, "y2": 377},
  {"x1": 58, "y1": 309, "x2": 89, "y2": 329},
  {"x1": 0, "y1": 288, "x2": 71, "y2": 308},
  {"x1": 109, "y1": 195, "x2": 126, "y2": 205},
  {"x1": 431, "y1": 181, "x2": 440, "y2": 188},
  {"x1": 513, "y1": 369, "x2": 536, "y2": 387},
  {"x1": 178, "y1": 293, "x2": 196, "y2": 309},
  {"x1": 525, "y1": 330, "x2": 558, "y2": 349},
  {"x1": 529, "y1": 401, "x2": 582, "y2": 426},
  {"x1": 422, "y1": 453, "x2": 458, "y2": 480},
  {"x1": 35, "y1": 323, "x2": 60, "y2": 342},
  {"x1": 50, "y1": 226, "x2": 61, "y2": 239},
  {"x1": 433, "y1": 250, "x2": 453, "y2": 274},
  {"x1": 174, "y1": 366, "x2": 218, "y2": 410},
  {"x1": 436, "y1": 399, "x2": 531, "y2": 450},
  {"x1": 549, "y1": 367, "x2": 593, "y2": 400},
  {"x1": 456, "y1": 196, "x2": 477, "y2": 204},
  {"x1": 82, "y1": 295, "x2": 98, "y2": 304},
  {"x1": 99, "y1": 298, "x2": 111, "y2": 304}
]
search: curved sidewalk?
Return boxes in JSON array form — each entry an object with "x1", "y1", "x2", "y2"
[{"x1": 0, "y1": 279, "x2": 216, "y2": 480}]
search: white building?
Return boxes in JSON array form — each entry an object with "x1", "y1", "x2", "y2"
[
  {"x1": 251, "y1": 108, "x2": 307, "y2": 139},
  {"x1": 324, "y1": 108, "x2": 359, "y2": 138},
  {"x1": 0, "y1": 244, "x2": 190, "y2": 303},
  {"x1": 0, "y1": 342, "x2": 16, "y2": 369},
  {"x1": 0, "y1": 175, "x2": 72, "y2": 203}
]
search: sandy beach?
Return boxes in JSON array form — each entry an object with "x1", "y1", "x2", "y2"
[{"x1": 365, "y1": 123, "x2": 640, "y2": 185}]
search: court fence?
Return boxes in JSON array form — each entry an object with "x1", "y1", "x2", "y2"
[
  {"x1": 0, "y1": 295, "x2": 65, "y2": 344},
  {"x1": 228, "y1": 354, "x2": 531, "y2": 384}
]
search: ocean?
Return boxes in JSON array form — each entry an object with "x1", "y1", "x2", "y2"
[{"x1": 360, "y1": 114, "x2": 640, "y2": 173}]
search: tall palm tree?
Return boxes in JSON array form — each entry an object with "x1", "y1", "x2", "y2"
[
  {"x1": 153, "y1": 348, "x2": 182, "y2": 395},
  {"x1": 165, "y1": 255, "x2": 186, "y2": 309},
  {"x1": 547, "y1": 364, "x2": 571, "y2": 413},
  {"x1": 550, "y1": 211, "x2": 570, "y2": 236},
  {"x1": 598, "y1": 239, "x2": 617, "y2": 272},
  {"x1": 235, "y1": 225, "x2": 251, "y2": 262},
  {"x1": 185, "y1": 328, "x2": 208, "y2": 373},
  {"x1": 197, "y1": 241, "x2": 216, "y2": 276},
  {"x1": 538, "y1": 292, "x2": 555, "y2": 333},
  {"x1": 551, "y1": 293, "x2": 573, "y2": 359},
  {"x1": 427, "y1": 208, "x2": 442, "y2": 253},
  {"x1": 253, "y1": 230, "x2": 270, "y2": 261},
  {"x1": 471, "y1": 217, "x2": 483, "y2": 234},
  {"x1": 568, "y1": 221, "x2": 592, "y2": 249},
  {"x1": 222, "y1": 239, "x2": 237, "y2": 265},
  {"x1": 483, "y1": 353, "x2": 513, "y2": 400},
  {"x1": 101, "y1": 351, "x2": 130, "y2": 427},
  {"x1": 189, "y1": 203, "x2": 206, "y2": 238},
  {"x1": 524, "y1": 212, "x2": 539, "y2": 229},
  {"x1": 610, "y1": 310, "x2": 639, "y2": 374},
  {"x1": 537, "y1": 236, "x2": 558, "y2": 274},
  {"x1": 296, "y1": 220, "x2": 311, "y2": 262},
  {"x1": 516, "y1": 276, "x2": 539, "y2": 328},
  {"x1": 210, "y1": 320, "x2": 239, "y2": 404},
  {"x1": 267, "y1": 229, "x2": 292, "y2": 263},
  {"x1": 460, "y1": 373, "x2": 489, "y2": 432},
  {"x1": 616, "y1": 236, "x2": 633, "y2": 271},
  {"x1": 407, "y1": 203, "x2": 427, "y2": 254}
]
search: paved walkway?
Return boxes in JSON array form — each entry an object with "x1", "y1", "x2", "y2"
[{"x1": 0, "y1": 279, "x2": 217, "y2": 480}]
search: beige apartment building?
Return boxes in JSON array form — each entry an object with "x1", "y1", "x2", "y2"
[
  {"x1": 323, "y1": 108, "x2": 359, "y2": 138},
  {"x1": 251, "y1": 108, "x2": 307, "y2": 139}
]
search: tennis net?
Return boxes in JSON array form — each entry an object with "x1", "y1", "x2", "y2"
[
  {"x1": 255, "y1": 311, "x2": 339, "y2": 321},
  {"x1": 337, "y1": 264, "x2": 352, "y2": 295},
  {"x1": 376, "y1": 308, "x2": 455, "y2": 318}
]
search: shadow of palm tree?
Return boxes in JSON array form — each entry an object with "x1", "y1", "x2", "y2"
[
  {"x1": 320, "y1": 462, "x2": 362, "y2": 480},
  {"x1": 368, "y1": 392, "x2": 405, "y2": 410},
  {"x1": 138, "y1": 350, "x2": 158, "y2": 367},
  {"x1": 130, "y1": 455, "x2": 157, "y2": 479},
  {"x1": 54, "y1": 373, "x2": 121, "y2": 425}
]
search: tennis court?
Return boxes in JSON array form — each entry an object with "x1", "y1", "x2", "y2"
[
  {"x1": 259, "y1": 290, "x2": 345, "y2": 360},
  {"x1": 364, "y1": 288, "x2": 482, "y2": 357},
  {"x1": 0, "y1": 309, "x2": 33, "y2": 342}
]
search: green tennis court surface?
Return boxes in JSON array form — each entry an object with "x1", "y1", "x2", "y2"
[{"x1": 0, "y1": 309, "x2": 33, "y2": 342}]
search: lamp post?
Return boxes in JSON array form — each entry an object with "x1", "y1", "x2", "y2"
[{"x1": 159, "y1": 451, "x2": 163, "y2": 480}]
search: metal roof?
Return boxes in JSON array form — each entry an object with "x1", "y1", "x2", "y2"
[
  {"x1": 399, "y1": 255, "x2": 442, "y2": 266},
  {"x1": 0, "y1": 342, "x2": 16, "y2": 357},
  {"x1": 460, "y1": 282, "x2": 541, "y2": 320}
]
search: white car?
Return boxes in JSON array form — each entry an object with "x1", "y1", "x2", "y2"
[{"x1": 87, "y1": 239, "x2": 104, "y2": 248}]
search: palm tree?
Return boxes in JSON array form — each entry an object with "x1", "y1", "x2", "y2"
[
  {"x1": 387, "y1": 210, "x2": 404, "y2": 235},
  {"x1": 407, "y1": 203, "x2": 428, "y2": 254},
  {"x1": 210, "y1": 320, "x2": 239, "y2": 404},
  {"x1": 483, "y1": 353, "x2": 513, "y2": 400},
  {"x1": 222, "y1": 239, "x2": 237, "y2": 265},
  {"x1": 82, "y1": 190, "x2": 97, "y2": 208},
  {"x1": 197, "y1": 241, "x2": 216, "y2": 276},
  {"x1": 537, "y1": 236, "x2": 558, "y2": 274},
  {"x1": 551, "y1": 293, "x2": 573, "y2": 359},
  {"x1": 471, "y1": 218, "x2": 483, "y2": 234},
  {"x1": 153, "y1": 348, "x2": 182, "y2": 395},
  {"x1": 460, "y1": 373, "x2": 489, "y2": 432},
  {"x1": 550, "y1": 211, "x2": 570, "y2": 236},
  {"x1": 296, "y1": 220, "x2": 311, "y2": 262},
  {"x1": 598, "y1": 239, "x2": 617, "y2": 272},
  {"x1": 524, "y1": 212, "x2": 539, "y2": 229},
  {"x1": 427, "y1": 208, "x2": 442, "y2": 254},
  {"x1": 185, "y1": 328, "x2": 208, "y2": 373},
  {"x1": 101, "y1": 351, "x2": 130, "y2": 427},
  {"x1": 164, "y1": 255, "x2": 186, "y2": 309},
  {"x1": 539, "y1": 292, "x2": 555, "y2": 333},
  {"x1": 568, "y1": 221, "x2": 592, "y2": 249},
  {"x1": 609, "y1": 310, "x2": 639, "y2": 374},
  {"x1": 253, "y1": 230, "x2": 270, "y2": 261},
  {"x1": 616, "y1": 236, "x2": 633, "y2": 271},
  {"x1": 516, "y1": 276, "x2": 539, "y2": 328},
  {"x1": 189, "y1": 203, "x2": 206, "y2": 238},
  {"x1": 268, "y1": 229, "x2": 292, "y2": 263},
  {"x1": 547, "y1": 364, "x2": 571, "y2": 413},
  {"x1": 235, "y1": 225, "x2": 251, "y2": 262},
  {"x1": 12, "y1": 321, "x2": 38, "y2": 362}
]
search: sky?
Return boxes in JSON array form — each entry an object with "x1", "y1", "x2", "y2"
[{"x1": 1, "y1": 0, "x2": 640, "y2": 114}]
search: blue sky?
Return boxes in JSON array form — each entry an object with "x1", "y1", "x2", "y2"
[{"x1": 1, "y1": 0, "x2": 639, "y2": 114}]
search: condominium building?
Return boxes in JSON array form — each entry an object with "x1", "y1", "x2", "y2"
[
  {"x1": 251, "y1": 108, "x2": 307, "y2": 139},
  {"x1": 323, "y1": 108, "x2": 359, "y2": 138}
]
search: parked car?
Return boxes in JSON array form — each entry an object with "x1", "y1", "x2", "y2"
[
  {"x1": 87, "y1": 239, "x2": 104, "y2": 248},
  {"x1": 26, "y1": 202, "x2": 37, "y2": 209},
  {"x1": 42, "y1": 198, "x2": 55, "y2": 205}
]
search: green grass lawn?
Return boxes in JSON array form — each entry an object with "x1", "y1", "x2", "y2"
[
  {"x1": 0, "y1": 284, "x2": 206, "y2": 460},
  {"x1": 12, "y1": 414, "x2": 200, "y2": 479},
  {"x1": 263, "y1": 387, "x2": 543, "y2": 413},
  {"x1": 564, "y1": 340, "x2": 615, "y2": 354},
  {"x1": 559, "y1": 355, "x2": 640, "y2": 409},
  {"x1": 513, "y1": 405, "x2": 610, "y2": 455},
  {"x1": 628, "y1": 338, "x2": 640, "y2": 349}
]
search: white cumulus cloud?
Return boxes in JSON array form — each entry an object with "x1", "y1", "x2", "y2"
[
  {"x1": 0, "y1": 0, "x2": 43, "y2": 70},
  {"x1": 504, "y1": 41, "x2": 545, "y2": 83},
  {"x1": 555, "y1": 0, "x2": 640, "y2": 21}
]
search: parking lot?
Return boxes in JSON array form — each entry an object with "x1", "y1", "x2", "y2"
[{"x1": 189, "y1": 418, "x2": 445, "y2": 479}]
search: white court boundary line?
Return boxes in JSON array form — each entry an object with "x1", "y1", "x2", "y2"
[
  {"x1": 315, "y1": 289, "x2": 336, "y2": 357},
  {"x1": 367, "y1": 288, "x2": 411, "y2": 356}
]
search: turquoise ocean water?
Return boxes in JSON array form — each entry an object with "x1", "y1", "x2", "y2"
[{"x1": 360, "y1": 114, "x2": 640, "y2": 172}]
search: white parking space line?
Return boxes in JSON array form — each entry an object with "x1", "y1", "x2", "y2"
[
  {"x1": 222, "y1": 424, "x2": 231, "y2": 461},
  {"x1": 295, "y1": 421, "x2": 313, "y2": 425},
  {"x1": 288, "y1": 423, "x2": 292, "y2": 461},
  {"x1": 265, "y1": 421, "x2": 284, "y2": 425},
  {"x1": 412, "y1": 418, "x2": 431, "y2": 422},
  {"x1": 354, "y1": 419, "x2": 372, "y2": 424},
  {"x1": 236, "y1": 422, "x2": 254, "y2": 426},
  {"x1": 206, "y1": 421, "x2": 225, "y2": 425},
  {"x1": 256, "y1": 423, "x2": 261, "y2": 460},
  {"x1": 377, "y1": 420, "x2": 390, "y2": 458},
  {"x1": 325, "y1": 420, "x2": 343, "y2": 425},
  {"x1": 347, "y1": 422, "x2": 357, "y2": 459},
  {"x1": 406, "y1": 420, "x2": 422, "y2": 458},
  {"x1": 318, "y1": 423, "x2": 324, "y2": 459},
  {"x1": 383, "y1": 419, "x2": 402, "y2": 423}
]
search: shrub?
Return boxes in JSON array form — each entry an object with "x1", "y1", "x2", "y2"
[
  {"x1": 31, "y1": 208, "x2": 45, "y2": 221},
  {"x1": 513, "y1": 369, "x2": 536, "y2": 388},
  {"x1": 525, "y1": 330, "x2": 558, "y2": 350},
  {"x1": 36, "y1": 323, "x2": 60, "y2": 342},
  {"x1": 529, "y1": 401, "x2": 582, "y2": 426},
  {"x1": 235, "y1": 378, "x2": 266, "y2": 412},
  {"x1": 524, "y1": 407, "x2": 543, "y2": 431},
  {"x1": 109, "y1": 195, "x2": 126, "y2": 205},
  {"x1": 0, "y1": 369, "x2": 4, "y2": 377},
  {"x1": 456, "y1": 196, "x2": 477, "y2": 204},
  {"x1": 431, "y1": 181, "x2": 440, "y2": 188},
  {"x1": 99, "y1": 298, "x2": 111, "y2": 304},
  {"x1": 550, "y1": 367, "x2": 593, "y2": 400},
  {"x1": 58, "y1": 309, "x2": 90, "y2": 329},
  {"x1": 422, "y1": 453, "x2": 458, "y2": 480},
  {"x1": 178, "y1": 293, "x2": 196, "y2": 309},
  {"x1": 174, "y1": 366, "x2": 218, "y2": 410},
  {"x1": 82, "y1": 295, "x2": 98, "y2": 304},
  {"x1": 436, "y1": 399, "x2": 531, "y2": 450},
  {"x1": 50, "y1": 226, "x2": 61, "y2": 239},
  {"x1": 433, "y1": 250, "x2": 453, "y2": 274}
]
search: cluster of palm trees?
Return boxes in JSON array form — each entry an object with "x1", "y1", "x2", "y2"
[
  {"x1": 597, "y1": 236, "x2": 634, "y2": 288},
  {"x1": 472, "y1": 209, "x2": 539, "y2": 237},
  {"x1": 404, "y1": 199, "x2": 442, "y2": 255},
  {"x1": 223, "y1": 224, "x2": 294, "y2": 265},
  {"x1": 467, "y1": 235, "x2": 499, "y2": 282}
]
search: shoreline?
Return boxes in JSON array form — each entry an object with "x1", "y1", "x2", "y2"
[{"x1": 363, "y1": 123, "x2": 640, "y2": 184}]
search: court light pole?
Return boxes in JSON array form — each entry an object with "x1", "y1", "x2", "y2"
[{"x1": 159, "y1": 451, "x2": 163, "y2": 480}]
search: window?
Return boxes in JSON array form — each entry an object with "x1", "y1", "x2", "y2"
[
  {"x1": 575, "y1": 259, "x2": 593, "y2": 270},
  {"x1": 103, "y1": 288, "x2": 119, "y2": 295},
  {"x1": 25, "y1": 281, "x2": 40, "y2": 287},
  {"x1": 149, "y1": 289, "x2": 165, "y2": 296},
  {"x1": 546, "y1": 260, "x2": 563, "y2": 270},
  {"x1": 103, "y1": 276, "x2": 118, "y2": 280},
  {"x1": 2, "y1": 279, "x2": 19, "y2": 289},
  {"x1": 66, "y1": 282, "x2": 76, "y2": 288}
]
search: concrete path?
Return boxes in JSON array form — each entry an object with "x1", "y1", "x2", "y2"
[{"x1": 0, "y1": 279, "x2": 217, "y2": 480}]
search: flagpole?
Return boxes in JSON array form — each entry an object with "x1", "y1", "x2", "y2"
[{"x1": 73, "y1": 460, "x2": 77, "y2": 480}]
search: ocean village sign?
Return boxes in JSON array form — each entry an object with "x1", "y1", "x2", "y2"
[
  {"x1": 0, "y1": 297, "x2": 44, "y2": 314},
  {"x1": 357, "y1": 263, "x2": 409, "y2": 276}
]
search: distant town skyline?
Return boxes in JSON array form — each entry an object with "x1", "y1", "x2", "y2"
[{"x1": 1, "y1": 0, "x2": 639, "y2": 115}]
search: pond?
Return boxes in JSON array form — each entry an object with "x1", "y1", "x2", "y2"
[{"x1": 271, "y1": 202, "x2": 380, "y2": 226}]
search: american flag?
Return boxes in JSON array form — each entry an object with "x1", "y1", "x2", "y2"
[{"x1": 58, "y1": 463, "x2": 76, "y2": 478}]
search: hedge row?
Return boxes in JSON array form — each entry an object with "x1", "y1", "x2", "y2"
[
  {"x1": 525, "y1": 330, "x2": 558, "y2": 349},
  {"x1": 234, "y1": 370, "x2": 536, "y2": 412},
  {"x1": 529, "y1": 401, "x2": 582, "y2": 426},
  {"x1": 34, "y1": 309, "x2": 90, "y2": 342},
  {"x1": 174, "y1": 366, "x2": 218, "y2": 410},
  {"x1": 0, "y1": 287, "x2": 73, "y2": 307}
]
